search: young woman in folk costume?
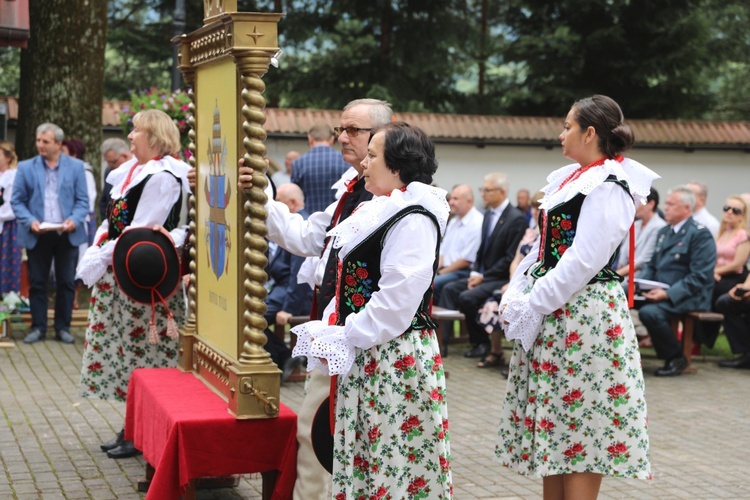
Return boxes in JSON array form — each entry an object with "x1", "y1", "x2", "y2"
[
  {"x1": 76, "y1": 109, "x2": 190, "y2": 459},
  {"x1": 292, "y1": 122, "x2": 453, "y2": 499},
  {"x1": 497, "y1": 95, "x2": 656, "y2": 499}
]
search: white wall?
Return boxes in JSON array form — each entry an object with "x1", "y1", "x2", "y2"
[{"x1": 430, "y1": 143, "x2": 750, "y2": 217}]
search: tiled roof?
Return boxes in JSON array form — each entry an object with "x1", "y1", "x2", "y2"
[{"x1": 3, "y1": 97, "x2": 750, "y2": 150}]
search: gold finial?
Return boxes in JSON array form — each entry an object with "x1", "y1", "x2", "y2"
[{"x1": 204, "y1": 0, "x2": 238, "y2": 20}]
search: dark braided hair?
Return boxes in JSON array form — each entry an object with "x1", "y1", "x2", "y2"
[{"x1": 572, "y1": 95, "x2": 635, "y2": 158}]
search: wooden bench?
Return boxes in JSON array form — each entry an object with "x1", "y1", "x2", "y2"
[
  {"x1": 431, "y1": 306, "x2": 469, "y2": 355},
  {"x1": 16, "y1": 308, "x2": 89, "y2": 332},
  {"x1": 669, "y1": 311, "x2": 724, "y2": 373}
]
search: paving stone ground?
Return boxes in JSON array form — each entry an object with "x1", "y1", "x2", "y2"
[{"x1": 1, "y1": 326, "x2": 749, "y2": 499}]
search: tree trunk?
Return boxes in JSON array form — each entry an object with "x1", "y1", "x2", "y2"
[{"x1": 17, "y1": 0, "x2": 108, "y2": 179}]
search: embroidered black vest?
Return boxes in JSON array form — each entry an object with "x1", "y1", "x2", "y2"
[
  {"x1": 101, "y1": 173, "x2": 182, "y2": 245},
  {"x1": 316, "y1": 177, "x2": 374, "y2": 320},
  {"x1": 530, "y1": 175, "x2": 629, "y2": 283},
  {"x1": 334, "y1": 205, "x2": 440, "y2": 331}
]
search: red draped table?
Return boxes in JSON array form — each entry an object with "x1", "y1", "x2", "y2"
[{"x1": 125, "y1": 368, "x2": 297, "y2": 499}]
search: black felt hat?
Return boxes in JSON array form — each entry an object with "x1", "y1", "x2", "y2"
[{"x1": 113, "y1": 226, "x2": 180, "y2": 305}]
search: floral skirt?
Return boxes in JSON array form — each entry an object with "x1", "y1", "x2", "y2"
[
  {"x1": 333, "y1": 328, "x2": 453, "y2": 499},
  {"x1": 496, "y1": 280, "x2": 650, "y2": 479},
  {"x1": 78, "y1": 269, "x2": 184, "y2": 402},
  {"x1": 0, "y1": 220, "x2": 22, "y2": 295}
]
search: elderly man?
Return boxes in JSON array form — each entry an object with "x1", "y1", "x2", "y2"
[
  {"x1": 263, "y1": 183, "x2": 312, "y2": 375},
  {"x1": 638, "y1": 185, "x2": 716, "y2": 376},
  {"x1": 238, "y1": 99, "x2": 392, "y2": 500},
  {"x1": 439, "y1": 173, "x2": 526, "y2": 360},
  {"x1": 434, "y1": 184, "x2": 483, "y2": 305},
  {"x1": 12, "y1": 123, "x2": 89, "y2": 344},
  {"x1": 99, "y1": 138, "x2": 132, "y2": 221}
]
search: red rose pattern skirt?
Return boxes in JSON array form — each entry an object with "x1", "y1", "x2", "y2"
[
  {"x1": 333, "y1": 328, "x2": 453, "y2": 499},
  {"x1": 496, "y1": 280, "x2": 651, "y2": 479},
  {"x1": 78, "y1": 269, "x2": 184, "y2": 402}
]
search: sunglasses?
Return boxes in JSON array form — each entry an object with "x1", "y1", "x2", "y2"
[
  {"x1": 723, "y1": 205, "x2": 744, "y2": 215},
  {"x1": 333, "y1": 126, "x2": 373, "y2": 138}
]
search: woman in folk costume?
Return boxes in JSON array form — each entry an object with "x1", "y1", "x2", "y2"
[
  {"x1": 292, "y1": 122, "x2": 453, "y2": 499},
  {"x1": 76, "y1": 109, "x2": 190, "y2": 459},
  {"x1": 496, "y1": 95, "x2": 655, "y2": 499},
  {"x1": 0, "y1": 141, "x2": 22, "y2": 295}
]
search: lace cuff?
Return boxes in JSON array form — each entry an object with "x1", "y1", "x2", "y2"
[
  {"x1": 500, "y1": 279, "x2": 544, "y2": 352},
  {"x1": 76, "y1": 249, "x2": 109, "y2": 287},
  {"x1": 291, "y1": 321, "x2": 355, "y2": 376}
]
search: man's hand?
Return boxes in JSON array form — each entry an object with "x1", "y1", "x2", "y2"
[
  {"x1": 467, "y1": 274, "x2": 483, "y2": 289},
  {"x1": 642, "y1": 288, "x2": 668, "y2": 302},
  {"x1": 728, "y1": 285, "x2": 750, "y2": 302},
  {"x1": 276, "y1": 310, "x2": 292, "y2": 326},
  {"x1": 61, "y1": 220, "x2": 76, "y2": 233},
  {"x1": 30, "y1": 221, "x2": 42, "y2": 234}
]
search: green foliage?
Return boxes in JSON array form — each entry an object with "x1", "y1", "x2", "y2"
[
  {"x1": 121, "y1": 87, "x2": 191, "y2": 153},
  {"x1": 0, "y1": 48, "x2": 20, "y2": 96},
  {"x1": 497, "y1": 0, "x2": 717, "y2": 119}
]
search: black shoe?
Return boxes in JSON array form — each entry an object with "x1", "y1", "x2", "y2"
[
  {"x1": 55, "y1": 330, "x2": 75, "y2": 344},
  {"x1": 718, "y1": 353, "x2": 750, "y2": 369},
  {"x1": 464, "y1": 343, "x2": 489, "y2": 358},
  {"x1": 654, "y1": 355, "x2": 688, "y2": 377},
  {"x1": 23, "y1": 329, "x2": 46, "y2": 344},
  {"x1": 100, "y1": 429, "x2": 124, "y2": 452},
  {"x1": 107, "y1": 441, "x2": 141, "y2": 459},
  {"x1": 500, "y1": 368, "x2": 509, "y2": 379}
]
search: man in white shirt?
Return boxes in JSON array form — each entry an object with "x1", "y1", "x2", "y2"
[
  {"x1": 687, "y1": 181, "x2": 719, "y2": 237},
  {"x1": 433, "y1": 184, "x2": 482, "y2": 304},
  {"x1": 616, "y1": 187, "x2": 667, "y2": 279}
]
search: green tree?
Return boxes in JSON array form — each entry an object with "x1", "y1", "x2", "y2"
[
  {"x1": 0, "y1": 48, "x2": 20, "y2": 96},
  {"x1": 497, "y1": 0, "x2": 716, "y2": 119},
  {"x1": 266, "y1": 0, "x2": 468, "y2": 113},
  {"x1": 16, "y1": 1, "x2": 108, "y2": 166}
]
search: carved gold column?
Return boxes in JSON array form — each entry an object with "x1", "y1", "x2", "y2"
[
  {"x1": 236, "y1": 49, "x2": 274, "y2": 365},
  {"x1": 174, "y1": 35, "x2": 198, "y2": 371}
]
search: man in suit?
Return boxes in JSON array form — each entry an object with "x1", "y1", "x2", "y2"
[
  {"x1": 263, "y1": 183, "x2": 313, "y2": 373},
  {"x1": 638, "y1": 185, "x2": 716, "y2": 376},
  {"x1": 291, "y1": 122, "x2": 350, "y2": 213},
  {"x1": 439, "y1": 172, "x2": 527, "y2": 359},
  {"x1": 11, "y1": 123, "x2": 89, "y2": 344}
]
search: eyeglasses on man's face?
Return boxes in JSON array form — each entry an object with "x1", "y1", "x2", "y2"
[
  {"x1": 723, "y1": 205, "x2": 744, "y2": 215},
  {"x1": 334, "y1": 126, "x2": 373, "y2": 138},
  {"x1": 479, "y1": 187, "x2": 501, "y2": 194}
]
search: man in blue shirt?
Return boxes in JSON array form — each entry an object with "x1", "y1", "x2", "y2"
[{"x1": 291, "y1": 122, "x2": 350, "y2": 213}]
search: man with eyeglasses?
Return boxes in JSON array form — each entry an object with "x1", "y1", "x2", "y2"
[
  {"x1": 439, "y1": 172, "x2": 526, "y2": 361},
  {"x1": 238, "y1": 98, "x2": 392, "y2": 500},
  {"x1": 290, "y1": 122, "x2": 350, "y2": 213},
  {"x1": 99, "y1": 138, "x2": 132, "y2": 221}
]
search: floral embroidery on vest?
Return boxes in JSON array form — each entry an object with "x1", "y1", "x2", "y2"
[
  {"x1": 549, "y1": 213, "x2": 575, "y2": 260},
  {"x1": 343, "y1": 260, "x2": 373, "y2": 312},
  {"x1": 101, "y1": 199, "x2": 130, "y2": 246}
]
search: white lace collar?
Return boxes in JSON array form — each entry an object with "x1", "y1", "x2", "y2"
[
  {"x1": 328, "y1": 181, "x2": 449, "y2": 255},
  {"x1": 539, "y1": 157, "x2": 659, "y2": 211},
  {"x1": 108, "y1": 156, "x2": 192, "y2": 199}
]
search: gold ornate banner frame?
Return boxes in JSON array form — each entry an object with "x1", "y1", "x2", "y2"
[{"x1": 173, "y1": 1, "x2": 284, "y2": 419}]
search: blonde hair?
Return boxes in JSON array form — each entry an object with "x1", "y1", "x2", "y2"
[
  {"x1": 718, "y1": 195, "x2": 749, "y2": 238},
  {"x1": 131, "y1": 109, "x2": 181, "y2": 157},
  {"x1": 0, "y1": 141, "x2": 18, "y2": 169}
]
